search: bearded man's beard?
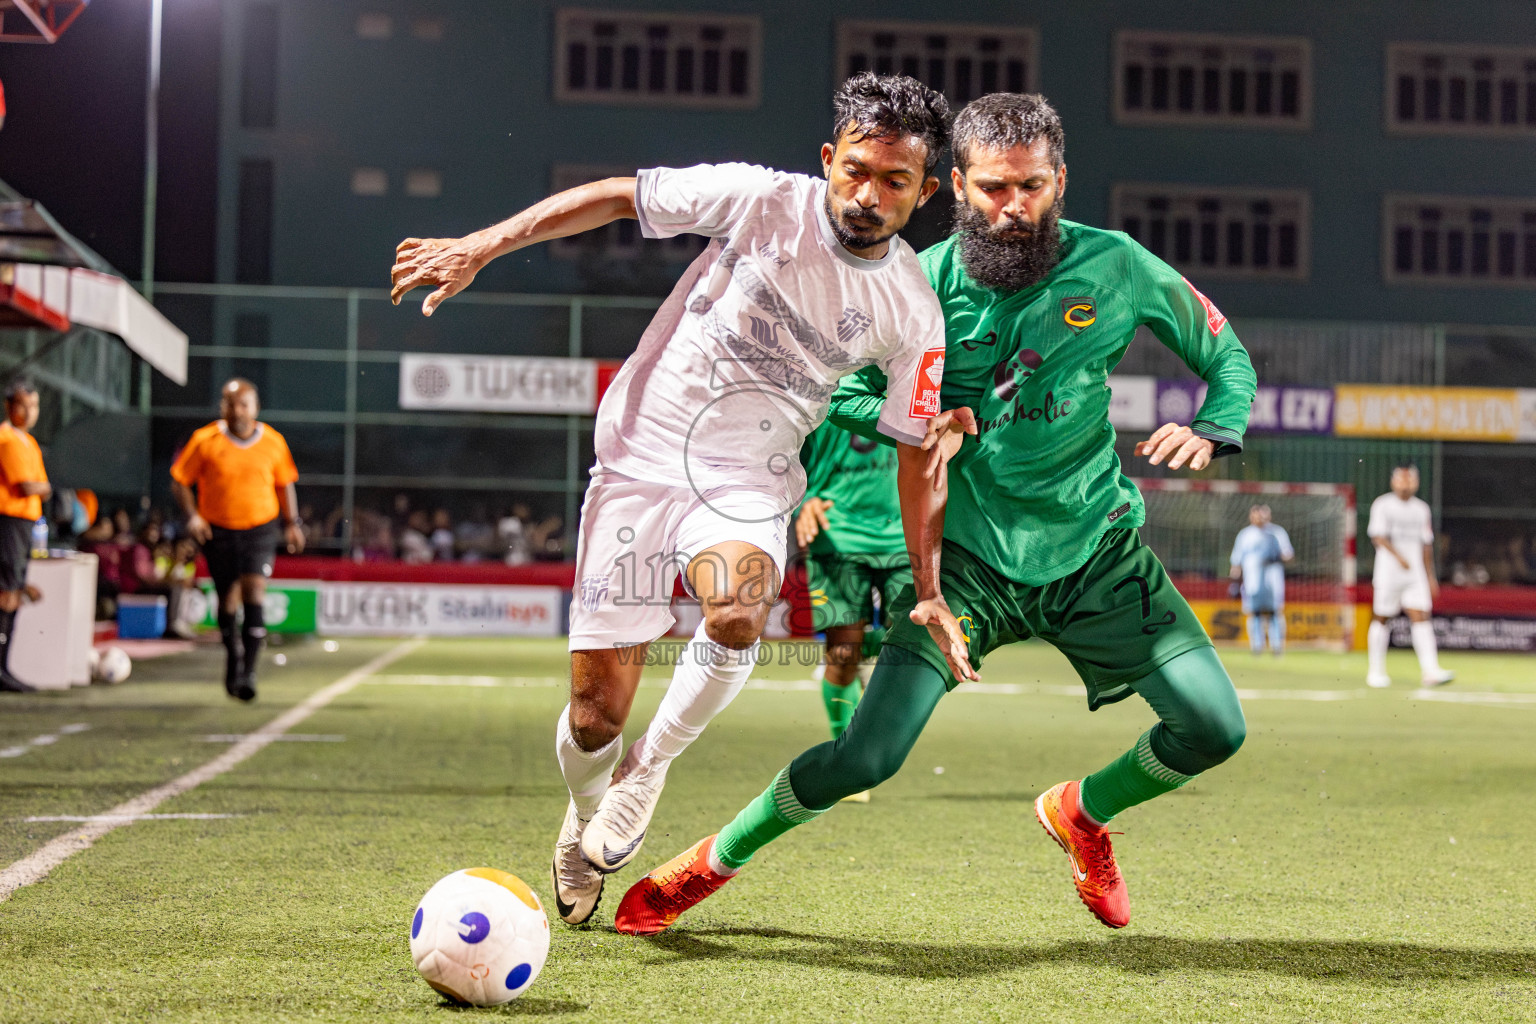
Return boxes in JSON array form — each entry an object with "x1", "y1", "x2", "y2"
[{"x1": 952, "y1": 193, "x2": 1064, "y2": 293}]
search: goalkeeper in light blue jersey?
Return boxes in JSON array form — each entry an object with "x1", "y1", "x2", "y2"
[{"x1": 1229, "y1": 504, "x2": 1294, "y2": 655}]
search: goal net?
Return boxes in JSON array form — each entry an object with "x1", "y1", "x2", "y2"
[{"x1": 1132, "y1": 478, "x2": 1356, "y2": 649}]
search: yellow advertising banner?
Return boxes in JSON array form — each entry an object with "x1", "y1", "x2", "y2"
[
  {"x1": 1187, "y1": 600, "x2": 1355, "y2": 649},
  {"x1": 1333, "y1": 385, "x2": 1520, "y2": 441}
]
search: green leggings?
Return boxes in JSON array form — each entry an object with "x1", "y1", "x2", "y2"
[{"x1": 788, "y1": 645, "x2": 1246, "y2": 810}]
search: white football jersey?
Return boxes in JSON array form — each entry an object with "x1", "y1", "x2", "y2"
[
  {"x1": 593, "y1": 163, "x2": 947, "y2": 509},
  {"x1": 1367, "y1": 493, "x2": 1434, "y2": 578}
]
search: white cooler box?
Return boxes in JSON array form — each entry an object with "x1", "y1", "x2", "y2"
[{"x1": 12, "y1": 553, "x2": 98, "y2": 690}]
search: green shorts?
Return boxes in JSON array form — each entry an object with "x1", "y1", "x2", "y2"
[
  {"x1": 807, "y1": 551, "x2": 912, "y2": 633},
  {"x1": 883, "y1": 526, "x2": 1212, "y2": 709}
]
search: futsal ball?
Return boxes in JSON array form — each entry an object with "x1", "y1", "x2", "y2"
[
  {"x1": 409, "y1": 868, "x2": 550, "y2": 1006},
  {"x1": 94, "y1": 646, "x2": 132, "y2": 685}
]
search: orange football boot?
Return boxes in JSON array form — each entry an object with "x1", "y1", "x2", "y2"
[
  {"x1": 1034, "y1": 780, "x2": 1130, "y2": 928},
  {"x1": 613, "y1": 835, "x2": 734, "y2": 936}
]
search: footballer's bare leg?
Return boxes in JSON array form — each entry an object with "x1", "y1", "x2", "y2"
[
  {"x1": 581, "y1": 541, "x2": 780, "y2": 874},
  {"x1": 553, "y1": 645, "x2": 649, "y2": 925}
]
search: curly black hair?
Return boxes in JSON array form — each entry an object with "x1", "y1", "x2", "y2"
[
  {"x1": 831, "y1": 72, "x2": 952, "y2": 175},
  {"x1": 952, "y1": 92, "x2": 1065, "y2": 175}
]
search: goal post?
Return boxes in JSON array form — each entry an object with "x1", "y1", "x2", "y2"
[{"x1": 1132, "y1": 478, "x2": 1356, "y2": 650}]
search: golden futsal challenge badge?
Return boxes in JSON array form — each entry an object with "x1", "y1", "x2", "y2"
[{"x1": 1061, "y1": 296, "x2": 1096, "y2": 334}]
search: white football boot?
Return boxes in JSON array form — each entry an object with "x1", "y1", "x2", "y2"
[
  {"x1": 1421, "y1": 668, "x2": 1456, "y2": 688},
  {"x1": 1366, "y1": 673, "x2": 1392, "y2": 689},
  {"x1": 551, "y1": 800, "x2": 604, "y2": 925},
  {"x1": 580, "y1": 750, "x2": 668, "y2": 874}
]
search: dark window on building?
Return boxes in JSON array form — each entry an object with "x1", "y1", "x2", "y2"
[
  {"x1": 1115, "y1": 184, "x2": 1309, "y2": 280},
  {"x1": 1116, "y1": 31, "x2": 1309, "y2": 128},
  {"x1": 1385, "y1": 196, "x2": 1536, "y2": 286},
  {"x1": 1387, "y1": 44, "x2": 1536, "y2": 136},
  {"x1": 239, "y1": 4, "x2": 279, "y2": 129},
  {"x1": 236, "y1": 159, "x2": 273, "y2": 285}
]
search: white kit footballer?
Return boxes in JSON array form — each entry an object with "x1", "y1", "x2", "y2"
[
  {"x1": 1367, "y1": 491, "x2": 1435, "y2": 616},
  {"x1": 572, "y1": 163, "x2": 946, "y2": 648},
  {"x1": 551, "y1": 161, "x2": 947, "y2": 917}
]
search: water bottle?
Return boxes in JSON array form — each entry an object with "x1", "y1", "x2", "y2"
[{"x1": 31, "y1": 517, "x2": 48, "y2": 558}]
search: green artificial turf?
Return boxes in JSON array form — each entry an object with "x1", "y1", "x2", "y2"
[{"x1": 1, "y1": 636, "x2": 1533, "y2": 1022}]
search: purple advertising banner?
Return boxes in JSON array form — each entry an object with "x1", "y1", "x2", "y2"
[{"x1": 1154, "y1": 382, "x2": 1333, "y2": 435}]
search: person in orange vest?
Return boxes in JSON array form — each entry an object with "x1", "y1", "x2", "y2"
[
  {"x1": 0, "y1": 380, "x2": 50, "y2": 693},
  {"x1": 170, "y1": 379, "x2": 302, "y2": 701}
]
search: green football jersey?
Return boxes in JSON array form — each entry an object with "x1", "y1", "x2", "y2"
[
  {"x1": 798, "y1": 419, "x2": 906, "y2": 556},
  {"x1": 829, "y1": 220, "x2": 1257, "y2": 585}
]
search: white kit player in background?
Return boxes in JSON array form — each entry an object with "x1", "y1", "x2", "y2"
[
  {"x1": 1229, "y1": 504, "x2": 1293, "y2": 655},
  {"x1": 1366, "y1": 462, "x2": 1454, "y2": 689},
  {"x1": 389, "y1": 74, "x2": 976, "y2": 926}
]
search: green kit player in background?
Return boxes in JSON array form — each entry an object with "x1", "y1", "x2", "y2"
[
  {"x1": 795, "y1": 420, "x2": 911, "y2": 802},
  {"x1": 614, "y1": 92, "x2": 1258, "y2": 935}
]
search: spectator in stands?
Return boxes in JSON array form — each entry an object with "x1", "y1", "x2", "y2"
[
  {"x1": 454, "y1": 503, "x2": 497, "y2": 562},
  {"x1": 123, "y1": 522, "x2": 167, "y2": 596},
  {"x1": 0, "y1": 379, "x2": 50, "y2": 692},
  {"x1": 399, "y1": 510, "x2": 433, "y2": 563},
  {"x1": 164, "y1": 537, "x2": 202, "y2": 639},
  {"x1": 390, "y1": 492, "x2": 413, "y2": 534},
  {"x1": 430, "y1": 508, "x2": 455, "y2": 561},
  {"x1": 497, "y1": 505, "x2": 529, "y2": 565},
  {"x1": 112, "y1": 507, "x2": 133, "y2": 545},
  {"x1": 350, "y1": 510, "x2": 394, "y2": 562},
  {"x1": 78, "y1": 513, "x2": 122, "y2": 618}
]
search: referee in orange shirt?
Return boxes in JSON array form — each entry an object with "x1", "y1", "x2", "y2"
[
  {"x1": 171, "y1": 379, "x2": 302, "y2": 701},
  {"x1": 0, "y1": 380, "x2": 49, "y2": 693}
]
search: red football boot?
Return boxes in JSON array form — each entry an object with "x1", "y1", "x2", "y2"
[
  {"x1": 1034, "y1": 780, "x2": 1130, "y2": 928},
  {"x1": 613, "y1": 835, "x2": 734, "y2": 936}
]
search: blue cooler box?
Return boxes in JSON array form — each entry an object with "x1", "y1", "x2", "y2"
[{"x1": 117, "y1": 595, "x2": 167, "y2": 639}]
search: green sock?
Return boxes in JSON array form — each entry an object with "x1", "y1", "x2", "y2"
[
  {"x1": 1079, "y1": 729, "x2": 1199, "y2": 824},
  {"x1": 821, "y1": 678, "x2": 861, "y2": 739},
  {"x1": 860, "y1": 626, "x2": 886, "y2": 661},
  {"x1": 713, "y1": 766, "x2": 827, "y2": 871}
]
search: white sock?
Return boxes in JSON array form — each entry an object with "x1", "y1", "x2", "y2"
[
  {"x1": 555, "y1": 704, "x2": 621, "y2": 819},
  {"x1": 1268, "y1": 614, "x2": 1285, "y2": 652},
  {"x1": 705, "y1": 836, "x2": 739, "y2": 877},
  {"x1": 1247, "y1": 615, "x2": 1264, "y2": 653},
  {"x1": 1410, "y1": 620, "x2": 1442, "y2": 677},
  {"x1": 630, "y1": 619, "x2": 758, "y2": 776},
  {"x1": 1367, "y1": 620, "x2": 1389, "y2": 677}
]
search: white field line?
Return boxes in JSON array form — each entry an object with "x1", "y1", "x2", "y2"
[
  {"x1": 370, "y1": 674, "x2": 561, "y2": 687},
  {"x1": 1409, "y1": 690, "x2": 1536, "y2": 707},
  {"x1": 365, "y1": 673, "x2": 1392, "y2": 702},
  {"x1": 201, "y1": 734, "x2": 345, "y2": 743},
  {"x1": 0, "y1": 723, "x2": 91, "y2": 759},
  {"x1": 24, "y1": 814, "x2": 245, "y2": 823},
  {"x1": 0, "y1": 638, "x2": 424, "y2": 903}
]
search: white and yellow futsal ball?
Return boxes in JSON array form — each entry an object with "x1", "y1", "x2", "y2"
[
  {"x1": 93, "y1": 646, "x2": 131, "y2": 685},
  {"x1": 409, "y1": 868, "x2": 550, "y2": 1006}
]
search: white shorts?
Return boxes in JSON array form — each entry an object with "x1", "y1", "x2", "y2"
[
  {"x1": 1372, "y1": 563, "x2": 1432, "y2": 617},
  {"x1": 568, "y1": 469, "x2": 790, "y2": 650}
]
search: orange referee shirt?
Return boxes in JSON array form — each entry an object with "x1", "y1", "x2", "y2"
[
  {"x1": 170, "y1": 421, "x2": 299, "y2": 531},
  {"x1": 0, "y1": 421, "x2": 48, "y2": 521}
]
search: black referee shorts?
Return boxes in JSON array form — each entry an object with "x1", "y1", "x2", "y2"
[
  {"x1": 204, "y1": 518, "x2": 280, "y2": 596},
  {"x1": 0, "y1": 514, "x2": 32, "y2": 592}
]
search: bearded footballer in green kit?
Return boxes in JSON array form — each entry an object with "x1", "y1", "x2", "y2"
[
  {"x1": 614, "y1": 93, "x2": 1258, "y2": 935},
  {"x1": 796, "y1": 419, "x2": 910, "y2": 803}
]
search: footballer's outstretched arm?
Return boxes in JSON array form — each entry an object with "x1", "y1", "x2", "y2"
[
  {"x1": 391, "y1": 177, "x2": 638, "y2": 314},
  {"x1": 895, "y1": 443, "x2": 977, "y2": 682},
  {"x1": 828, "y1": 366, "x2": 976, "y2": 490}
]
